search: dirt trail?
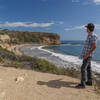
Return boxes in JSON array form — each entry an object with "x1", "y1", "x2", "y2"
[{"x1": 0, "y1": 66, "x2": 99, "y2": 100}]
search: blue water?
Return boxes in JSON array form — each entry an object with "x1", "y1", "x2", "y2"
[{"x1": 43, "y1": 40, "x2": 100, "y2": 62}]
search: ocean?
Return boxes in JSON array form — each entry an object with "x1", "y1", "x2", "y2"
[
  {"x1": 21, "y1": 40, "x2": 100, "y2": 73},
  {"x1": 44, "y1": 40, "x2": 100, "y2": 62}
]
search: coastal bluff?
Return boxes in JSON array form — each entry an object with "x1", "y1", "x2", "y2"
[{"x1": 0, "y1": 30, "x2": 60, "y2": 45}]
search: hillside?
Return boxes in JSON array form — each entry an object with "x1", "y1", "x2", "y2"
[{"x1": 0, "y1": 30, "x2": 60, "y2": 45}]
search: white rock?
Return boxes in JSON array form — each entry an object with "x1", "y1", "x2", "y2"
[{"x1": 15, "y1": 76, "x2": 24, "y2": 83}]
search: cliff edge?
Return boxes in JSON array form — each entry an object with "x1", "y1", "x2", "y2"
[{"x1": 0, "y1": 30, "x2": 60, "y2": 45}]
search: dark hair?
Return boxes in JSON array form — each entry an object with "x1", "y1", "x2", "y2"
[{"x1": 85, "y1": 23, "x2": 95, "y2": 32}]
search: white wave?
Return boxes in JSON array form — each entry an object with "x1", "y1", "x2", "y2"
[
  {"x1": 30, "y1": 46, "x2": 40, "y2": 50},
  {"x1": 30, "y1": 45, "x2": 100, "y2": 73}
]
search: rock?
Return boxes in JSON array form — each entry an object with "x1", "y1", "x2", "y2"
[
  {"x1": 0, "y1": 34, "x2": 10, "y2": 43},
  {"x1": 15, "y1": 76, "x2": 24, "y2": 83}
]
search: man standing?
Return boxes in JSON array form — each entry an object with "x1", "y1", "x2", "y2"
[{"x1": 76, "y1": 23, "x2": 97, "y2": 88}]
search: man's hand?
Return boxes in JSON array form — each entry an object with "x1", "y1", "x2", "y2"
[{"x1": 83, "y1": 54, "x2": 90, "y2": 59}]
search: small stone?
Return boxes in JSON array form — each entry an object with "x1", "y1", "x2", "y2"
[{"x1": 15, "y1": 76, "x2": 24, "y2": 83}]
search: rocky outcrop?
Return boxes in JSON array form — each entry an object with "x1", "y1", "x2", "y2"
[
  {"x1": 0, "y1": 34, "x2": 10, "y2": 43},
  {"x1": 40, "y1": 33, "x2": 60, "y2": 45},
  {"x1": 0, "y1": 34, "x2": 11, "y2": 49},
  {"x1": 0, "y1": 30, "x2": 60, "y2": 45}
]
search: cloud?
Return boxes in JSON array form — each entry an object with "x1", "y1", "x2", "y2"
[
  {"x1": 58, "y1": 21, "x2": 64, "y2": 24},
  {"x1": 50, "y1": 21, "x2": 64, "y2": 25},
  {"x1": 82, "y1": 1, "x2": 92, "y2": 5},
  {"x1": 95, "y1": 24, "x2": 100, "y2": 29},
  {"x1": 0, "y1": 22, "x2": 54, "y2": 28},
  {"x1": 64, "y1": 25, "x2": 85, "y2": 31},
  {"x1": 41, "y1": 0, "x2": 47, "y2": 2},
  {"x1": 93, "y1": 0, "x2": 100, "y2": 4},
  {"x1": 72, "y1": 0, "x2": 80, "y2": 2},
  {"x1": 65, "y1": 24, "x2": 100, "y2": 31},
  {"x1": 81, "y1": 0, "x2": 100, "y2": 5},
  {"x1": 72, "y1": 0, "x2": 100, "y2": 5}
]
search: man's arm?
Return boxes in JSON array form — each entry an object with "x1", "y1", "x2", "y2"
[{"x1": 84, "y1": 42, "x2": 97, "y2": 59}]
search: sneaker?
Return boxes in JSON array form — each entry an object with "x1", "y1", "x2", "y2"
[
  {"x1": 75, "y1": 84, "x2": 85, "y2": 89},
  {"x1": 86, "y1": 81, "x2": 92, "y2": 86}
]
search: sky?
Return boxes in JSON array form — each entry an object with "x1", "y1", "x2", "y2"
[{"x1": 0, "y1": 0, "x2": 100, "y2": 40}]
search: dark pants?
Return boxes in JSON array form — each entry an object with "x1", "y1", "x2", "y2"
[{"x1": 81, "y1": 57, "x2": 92, "y2": 85}]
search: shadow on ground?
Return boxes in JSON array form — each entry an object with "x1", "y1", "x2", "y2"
[{"x1": 37, "y1": 79, "x2": 78, "y2": 89}]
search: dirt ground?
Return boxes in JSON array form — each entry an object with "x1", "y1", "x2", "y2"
[{"x1": 0, "y1": 66, "x2": 99, "y2": 100}]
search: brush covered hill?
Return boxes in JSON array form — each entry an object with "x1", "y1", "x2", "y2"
[{"x1": 0, "y1": 29, "x2": 60, "y2": 45}]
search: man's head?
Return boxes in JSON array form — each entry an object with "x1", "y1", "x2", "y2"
[{"x1": 85, "y1": 23, "x2": 95, "y2": 33}]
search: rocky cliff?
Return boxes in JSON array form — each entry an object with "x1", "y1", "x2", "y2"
[{"x1": 0, "y1": 30, "x2": 60, "y2": 45}]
